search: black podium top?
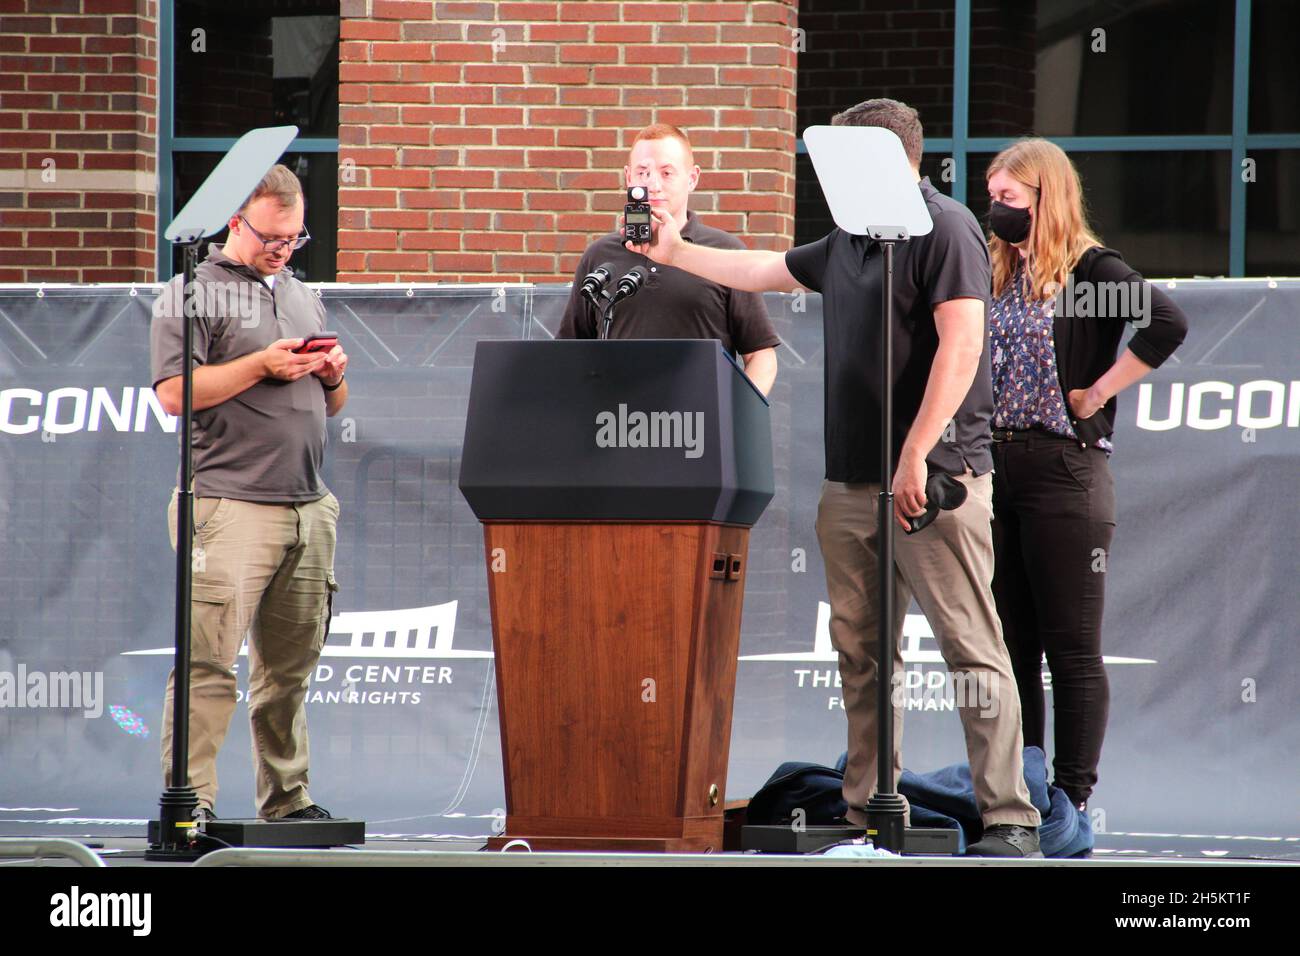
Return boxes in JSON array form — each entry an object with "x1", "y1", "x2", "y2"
[{"x1": 458, "y1": 340, "x2": 774, "y2": 526}]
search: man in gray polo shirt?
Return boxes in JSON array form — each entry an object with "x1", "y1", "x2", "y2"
[{"x1": 150, "y1": 164, "x2": 347, "y2": 822}]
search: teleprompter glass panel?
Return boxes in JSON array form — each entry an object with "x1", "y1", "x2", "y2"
[{"x1": 795, "y1": 152, "x2": 952, "y2": 247}]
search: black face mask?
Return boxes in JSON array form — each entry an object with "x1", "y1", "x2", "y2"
[{"x1": 988, "y1": 200, "x2": 1032, "y2": 244}]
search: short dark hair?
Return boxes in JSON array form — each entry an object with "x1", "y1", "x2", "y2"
[{"x1": 831, "y1": 98, "x2": 924, "y2": 167}]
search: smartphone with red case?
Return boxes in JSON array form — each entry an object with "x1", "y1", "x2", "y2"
[{"x1": 294, "y1": 333, "x2": 338, "y2": 354}]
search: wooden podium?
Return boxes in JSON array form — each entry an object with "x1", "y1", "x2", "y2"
[{"x1": 459, "y1": 340, "x2": 774, "y2": 852}]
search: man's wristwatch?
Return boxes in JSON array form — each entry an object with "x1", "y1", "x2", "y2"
[{"x1": 322, "y1": 373, "x2": 345, "y2": 392}]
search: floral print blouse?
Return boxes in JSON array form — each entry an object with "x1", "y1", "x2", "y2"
[{"x1": 989, "y1": 262, "x2": 1113, "y2": 453}]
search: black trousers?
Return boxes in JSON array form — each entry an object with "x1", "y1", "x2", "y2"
[{"x1": 990, "y1": 429, "x2": 1116, "y2": 807}]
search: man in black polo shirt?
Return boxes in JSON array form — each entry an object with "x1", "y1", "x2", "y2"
[
  {"x1": 558, "y1": 123, "x2": 780, "y2": 395},
  {"x1": 628, "y1": 99, "x2": 1042, "y2": 857}
]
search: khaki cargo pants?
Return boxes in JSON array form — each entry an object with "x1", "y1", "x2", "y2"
[
  {"x1": 161, "y1": 489, "x2": 339, "y2": 819},
  {"x1": 815, "y1": 469, "x2": 1040, "y2": 829}
]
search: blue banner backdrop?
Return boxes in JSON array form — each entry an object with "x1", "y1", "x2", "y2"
[{"x1": 0, "y1": 279, "x2": 1295, "y2": 840}]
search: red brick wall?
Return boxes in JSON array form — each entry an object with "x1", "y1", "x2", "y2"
[
  {"x1": 336, "y1": 0, "x2": 799, "y2": 282},
  {"x1": 0, "y1": 0, "x2": 158, "y2": 283}
]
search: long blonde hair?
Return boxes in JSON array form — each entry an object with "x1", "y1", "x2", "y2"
[{"x1": 987, "y1": 139, "x2": 1101, "y2": 302}]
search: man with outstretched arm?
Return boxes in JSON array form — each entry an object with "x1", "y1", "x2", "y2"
[{"x1": 627, "y1": 99, "x2": 1042, "y2": 857}]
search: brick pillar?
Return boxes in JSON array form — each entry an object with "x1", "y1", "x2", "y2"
[
  {"x1": 337, "y1": 0, "x2": 798, "y2": 282},
  {"x1": 0, "y1": 0, "x2": 158, "y2": 283}
]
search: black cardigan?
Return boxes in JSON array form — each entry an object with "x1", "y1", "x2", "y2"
[{"x1": 1053, "y1": 245, "x2": 1188, "y2": 446}]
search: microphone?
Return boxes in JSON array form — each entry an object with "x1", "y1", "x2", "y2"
[
  {"x1": 579, "y1": 262, "x2": 614, "y2": 306},
  {"x1": 598, "y1": 267, "x2": 646, "y2": 340},
  {"x1": 609, "y1": 267, "x2": 646, "y2": 305}
]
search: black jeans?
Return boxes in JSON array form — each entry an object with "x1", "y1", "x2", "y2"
[{"x1": 990, "y1": 429, "x2": 1116, "y2": 807}]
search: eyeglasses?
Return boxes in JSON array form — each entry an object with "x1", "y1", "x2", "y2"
[{"x1": 239, "y1": 215, "x2": 311, "y2": 253}]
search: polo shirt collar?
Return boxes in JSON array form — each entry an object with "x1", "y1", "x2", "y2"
[
  {"x1": 206, "y1": 242, "x2": 296, "y2": 282},
  {"x1": 680, "y1": 209, "x2": 702, "y2": 243}
]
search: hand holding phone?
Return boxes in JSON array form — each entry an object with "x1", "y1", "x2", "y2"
[{"x1": 293, "y1": 332, "x2": 339, "y2": 354}]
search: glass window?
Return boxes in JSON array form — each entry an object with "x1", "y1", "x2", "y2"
[
  {"x1": 966, "y1": 150, "x2": 1230, "y2": 278},
  {"x1": 794, "y1": 0, "x2": 957, "y2": 248},
  {"x1": 175, "y1": 0, "x2": 340, "y2": 138},
  {"x1": 1248, "y1": 0, "x2": 1300, "y2": 134},
  {"x1": 797, "y1": 1, "x2": 954, "y2": 140},
  {"x1": 971, "y1": 0, "x2": 1234, "y2": 138},
  {"x1": 171, "y1": 151, "x2": 337, "y2": 282},
  {"x1": 1246, "y1": 150, "x2": 1300, "y2": 276}
]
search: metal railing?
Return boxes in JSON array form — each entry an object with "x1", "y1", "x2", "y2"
[{"x1": 0, "y1": 838, "x2": 106, "y2": 867}]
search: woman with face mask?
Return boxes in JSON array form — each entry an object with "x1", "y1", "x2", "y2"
[{"x1": 982, "y1": 139, "x2": 1187, "y2": 816}]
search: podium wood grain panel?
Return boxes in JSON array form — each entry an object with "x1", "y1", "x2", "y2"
[
  {"x1": 679, "y1": 524, "x2": 747, "y2": 820},
  {"x1": 484, "y1": 521, "x2": 749, "y2": 852}
]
